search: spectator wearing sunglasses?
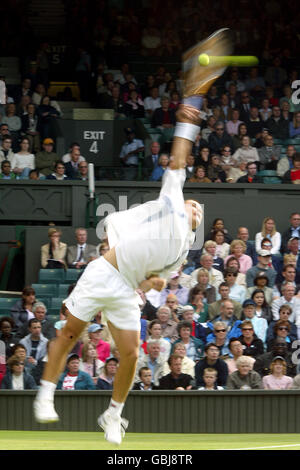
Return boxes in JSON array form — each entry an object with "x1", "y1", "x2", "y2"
[
  {"x1": 267, "y1": 320, "x2": 293, "y2": 352},
  {"x1": 238, "y1": 319, "x2": 264, "y2": 359}
]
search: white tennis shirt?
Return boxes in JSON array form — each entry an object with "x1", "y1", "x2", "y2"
[{"x1": 105, "y1": 168, "x2": 197, "y2": 289}]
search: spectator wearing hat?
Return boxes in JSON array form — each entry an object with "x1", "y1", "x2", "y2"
[
  {"x1": 247, "y1": 273, "x2": 273, "y2": 305},
  {"x1": 96, "y1": 357, "x2": 118, "y2": 390},
  {"x1": 35, "y1": 138, "x2": 59, "y2": 177},
  {"x1": 241, "y1": 300, "x2": 268, "y2": 345},
  {"x1": 82, "y1": 324, "x2": 110, "y2": 363},
  {"x1": 262, "y1": 356, "x2": 293, "y2": 389},
  {"x1": 159, "y1": 272, "x2": 189, "y2": 308},
  {"x1": 57, "y1": 353, "x2": 96, "y2": 390},
  {"x1": 246, "y1": 249, "x2": 277, "y2": 288},
  {"x1": 119, "y1": 127, "x2": 144, "y2": 180}
]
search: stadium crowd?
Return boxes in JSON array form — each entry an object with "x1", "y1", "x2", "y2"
[{"x1": 2, "y1": 216, "x2": 300, "y2": 391}]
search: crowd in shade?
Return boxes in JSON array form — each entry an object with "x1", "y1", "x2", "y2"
[{"x1": 2, "y1": 213, "x2": 300, "y2": 391}]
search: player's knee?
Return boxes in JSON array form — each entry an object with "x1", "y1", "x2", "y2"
[{"x1": 121, "y1": 347, "x2": 139, "y2": 364}]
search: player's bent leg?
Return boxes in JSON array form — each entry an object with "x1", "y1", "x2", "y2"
[
  {"x1": 98, "y1": 321, "x2": 140, "y2": 445},
  {"x1": 33, "y1": 311, "x2": 87, "y2": 423}
]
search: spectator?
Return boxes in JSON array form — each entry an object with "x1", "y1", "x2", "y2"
[
  {"x1": 238, "y1": 319, "x2": 264, "y2": 359},
  {"x1": 40, "y1": 227, "x2": 67, "y2": 269},
  {"x1": 225, "y1": 337, "x2": 255, "y2": 374},
  {"x1": 57, "y1": 353, "x2": 96, "y2": 390},
  {"x1": 232, "y1": 123, "x2": 251, "y2": 151},
  {"x1": 144, "y1": 86, "x2": 161, "y2": 117},
  {"x1": 158, "y1": 354, "x2": 194, "y2": 390},
  {"x1": 259, "y1": 98, "x2": 272, "y2": 122},
  {"x1": 142, "y1": 320, "x2": 171, "y2": 362},
  {"x1": 236, "y1": 161, "x2": 262, "y2": 183},
  {"x1": 246, "y1": 106, "x2": 264, "y2": 140},
  {"x1": 219, "y1": 145, "x2": 236, "y2": 179},
  {"x1": 226, "y1": 355, "x2": 262, "y2": 389},
  {"x1": 135, "y1": 341, "x2": 165, "y2": 386},
  {"x1": 271, "y1": 283, "x2": 300, "y2": 322},
  {"x1": 12, "y1": 137, "x2": 35, "y2": 179},
  {"x1": 277, "y1": 145, "x2": 296, "y2": 178},
  {"x1": 185, "y1": 154, "x2": 196, "y2": 180},
  {"x1": 1, "y1": 355, "x2": 37, "y2": 390},
  {"x1": 0, "y1": 160, "x2": 16, "y2": 179},
  {"x1": 19, "y1": 318, "x2": 48, "y2": 372},
  {"x1": 267, "y1": 319, "x2": 293, "y2": 352},
  {"x1": 151, "y1": 96, "x2": 176, "y2": 129},
  {"x1": 283, "y1": 153, "x2": 300, "y2": 184},
  {"x1": 262, "y1": 356, "x2": 293, "y2": 389},
  {"x1": 10, "y1": 286, "x2": 36, "y2": 330},
  {"x1": 149, "y1": 153, "x2": 169, "y2": 181},
  {"x1": 21, "y1": 103, "x2": 41, "y2": 153},
  {"x1": 265, "y1": 106, "x2": 289, "y2": 140},
  {"x1": 155, "y1": 306, "x2": 178, "y2": 343},
  {"x1": 195, "y1": 343, "x2": 228, "y2": 388},
  {"x1": 77, "y1": 161, "x2": 89, "y2": 181},
  {"x1": 0, "y1": 136, "x2": 16, "y2": 170},
  {"x1": 171, "y1": 321, "x2": 204, "y2": 362},
  {"x1": 289, "y1": 112, "x2": 300, "y2": 138},
  {"x1": 124, "y1": 90, "x2": 145, "y2": 119},
  {"x1": 46, "y1": 161, "x2": 68, "y2": 180},
  {"x1": 64, "y1": 146, "x2": 83, "y2": 179},
  {"x1": 205, "y1": 321, "x2": 231, "y2": 358},
  {"x1": 36, "y1": 95, "x2": 60, "y2": 141},
  {"x1": 236, "y1": 226, "x2": 257, "y2": 263},
  {"x1": 190, "y1": 265, "x2": 218, "y2": 303},
  {"x1": 244, "y1": 67, "x2": 266, "y2": 97},
  {"x1": 206, "y1": 154, "x2": 227, "y2": 183},
  {"x1": 35, "y1": 138, "x2": 59, "y2": 177},
  {"x1": 241, "y1": 300, "x2": 268, "y2": 345},
  {"x1": 224, "y1": 256, "x2": 246, "y2": 287},
  {"x1": 246, "y1": 249, "x2": 277, "y2": 287},
  {"x1": 162, "y1": 341, "x2": 195, "y2": 378},
  {"x1": 2, "y1": 103, "x2": 22, "y2": 151},
  {"x1": 211, "y1": 230, "x2": 230, "y2": 260},
  {"x1": 96, "y1": 357, "x2": 118, "y2": 390},
  {"x1": 188, "y1": 286, "x2": 210, "y2": 323},
  {"x1": 232, "y1": 135, "x2": 259, "y2": 166},
  {"x1": 83, "y1": 323, "x2": 110, "y2": 363},
  {"x1": 226, "y1": 109, "x2": 243, "y2": 136},
  {"x1": 132, "y1": 367, "x2": 156, "y2": 390},
  {"x1": 143, "y1": 141, "x2": 161, "y2": 180},
  {"x1": 250, "y1": 289, "x2": 272, "y2": 323},
  {"x1": 265, "y1": 57, "x2": 287, "y2": 90},
  {"x1": 223, "y1": 268, "x2": 247, "y2": 305},
  {"x1": 61, "y1": 143, "x2": 85, "y2": 164},
  {"x1": 281, "y1": 213, "x2": 300, "y2": 253},
  {"x1": 201, "y1": 240, "x2": 224, "y2": 273},
  {"x1": 254, "y1": 338, "x2": 297, "y2": 378},
  {"x1": 79, "y1": 342, "x2": 104, "y2": 383},
  {"x1": 208, "y1": 283, "x2": 242, "y2": 321},
  {"x1": 224, "y1": 240, "x2": 253, "y2": 275},
  {"x1": 0, "y1": 316, "x2": 18, "y2": 359},
  {"x1": 206, "y1": 218, "x2": 233, "y2": 244},
  {"x1": 238, "y1": 91, "x2": 252, "y2": 122},
  {"x1": 198, "y1": 367, "x2": 224, "y2": 390},
  {"x1": 258, "y1": 135, "x2": 281, "y2": 170},
  {"x1": 66, "y1": 227, "x2": 98, "y2": 269},
  {"x1": 159, "y1": 272, "x2": 189, "y2": 309},
  {"x1": 208, "y1": 121, "x2": 233, "y2": 154},
  {"x1": 201, "y1": 117, "x2": 216, "y2": 143},
  {"x1": 267, "y1": 304, "x2": 297, "y2": 346},
  {"x1": 255, "y1": 217, "x2": 281, "y2": 255},
  {"x1": 119, "y1": 127, "x2": 144, "y2": 181},
  {"x1": 15, "y1": 301, "x2": 55, "y2": 341},
  {"x1": 188, "y1": 165, "x2": 211, "y2": 183}
]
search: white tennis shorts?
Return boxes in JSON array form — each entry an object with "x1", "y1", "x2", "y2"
[{"x1": 64, "y1": 257, "x2": 141, "y2": 331}]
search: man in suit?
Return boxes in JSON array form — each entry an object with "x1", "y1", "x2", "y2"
[
  {"x1": 143, "y1": 141, "x2": 160, "y2": 179},
  {"x1": 281, "y1": 213, "x2": 300, "y2": 253},
  {"x1": 67, "y1": 228, "x2": 98, "y2": 269},
  {"x1": 64, "y1": 147, "x2": 82, "y2": 179}
]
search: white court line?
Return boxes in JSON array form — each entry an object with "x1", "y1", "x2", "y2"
[{"x1": 228, "y1": 443, "x2": 300, "y2": 450}]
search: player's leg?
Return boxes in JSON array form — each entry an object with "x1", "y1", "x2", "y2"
[
  {"x1": 98, "y1": 320, "x2": 140, "y2": 445},
  {"x1": 33, "y1": 311, "x2": 87, "y2": 422}
]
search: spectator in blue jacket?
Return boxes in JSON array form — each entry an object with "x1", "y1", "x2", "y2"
[
  {"x1": 149, "y1": 154, "x2": 169, "y2": 181},
  {"x1": 57, "y1": 353, "x2": 96, "y2": 390},
  {"x1": 1, "y1": 355, "x2": 37, "y2": 390}
]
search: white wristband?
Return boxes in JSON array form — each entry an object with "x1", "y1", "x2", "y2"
[{"x1": 174, "y1": 122, "x2": 200, "y2": 142}]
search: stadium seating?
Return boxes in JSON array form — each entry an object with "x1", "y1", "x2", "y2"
[
  {"x1": 0, "y1": 298, "x2": 16, "y2": 315},
  {"x1": 32, "y1": 283, "x2": 58, "y2": 298},
  {"x1": 38, "y1": 269, "x2": 65, "y2": 284},
  {"x1": 64, "y1": 269, "x2": 83, "y2": 284}
]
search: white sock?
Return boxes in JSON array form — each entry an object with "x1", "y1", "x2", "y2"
[
  {"x1": 37, "y1": 379, "x2": 57, "y2": 400},
  {"x1": 108, "y1": 398, "x2": 124, "y2": 417}
]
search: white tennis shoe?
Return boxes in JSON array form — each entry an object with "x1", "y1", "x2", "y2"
[
  {"x1": 33, "y1": 397, "x2": 59, "y2": 423},
  {"x1": 98, "y1": 409, "x2": 128, "y2": 445}
]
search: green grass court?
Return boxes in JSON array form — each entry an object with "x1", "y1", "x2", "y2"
[{"x1": 0, "y1": 431, "x2": 300, "y2": 450}]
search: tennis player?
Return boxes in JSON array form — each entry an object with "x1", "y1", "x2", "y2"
[{"x1": 34, "y1": 29, "x2": 232, "y2": 445}]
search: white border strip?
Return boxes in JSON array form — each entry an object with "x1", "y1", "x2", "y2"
[{"x1": 229, "y1": 443, "x2": 300, "y2": 450}]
